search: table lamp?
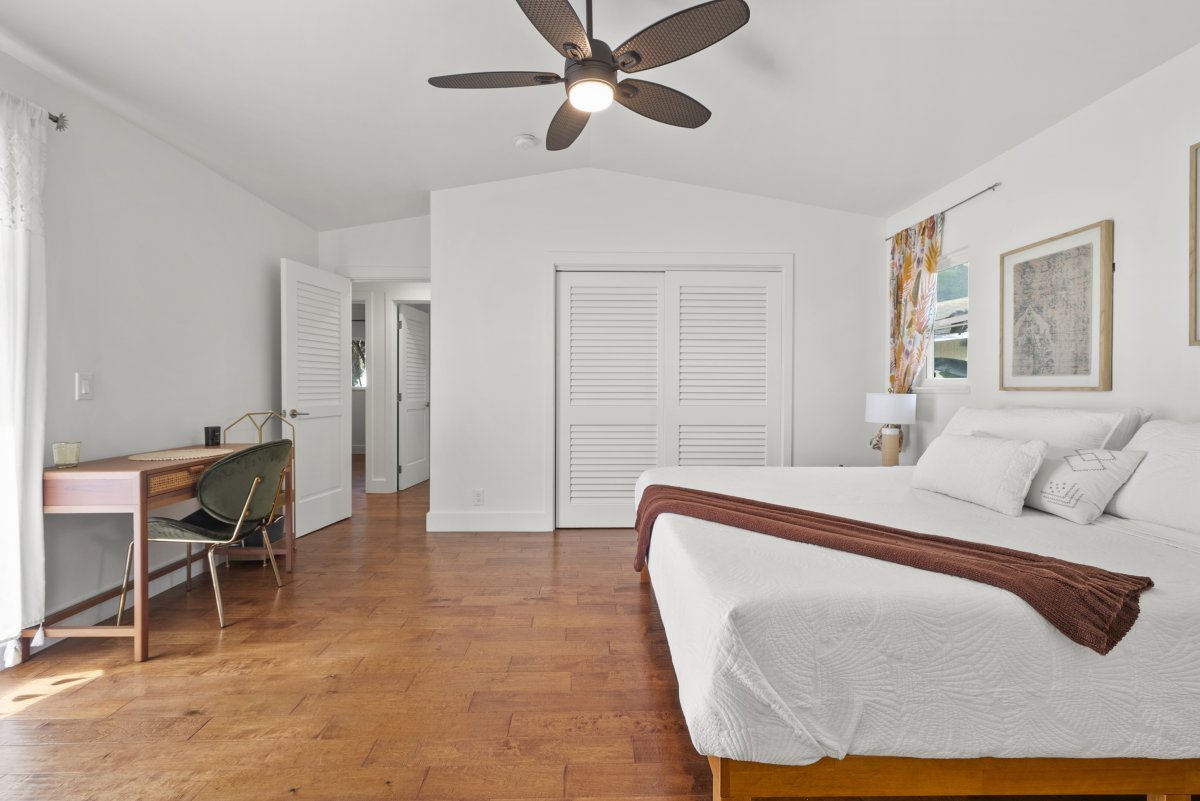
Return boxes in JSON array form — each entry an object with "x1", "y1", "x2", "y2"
[{"x1": 865, "y1": 392, "x2": 916, "y2": 467}]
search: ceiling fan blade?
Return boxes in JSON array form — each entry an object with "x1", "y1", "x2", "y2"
[
  {"x1": 615, "y1": 79, "x2": 711, "y2": 128},
  {"x1": 515, "y1": 0, "x2": 592, "y2": 60},
  {"x1": 612, "y1": 0, "x2": 749, "y2": 73},
  {"x1": 428, "y1": 71, "x2": 563, "y2": 89},
  {"x1": 546, "y1": 100, "x2": 590, "y2": 151}
]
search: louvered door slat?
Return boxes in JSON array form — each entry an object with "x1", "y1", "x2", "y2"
[
  {"x1": 404, "y1": 315, "x2": 429, "y2": 403},
  {"x1": 664, "y1": 271, "x2": 784, "y2": 469},
  {"x1": 679, "y1": 424, "x2": 767, "y2": 466},
  {"x1": 567, "y1": 282, "x2": 660, "y2": 406},
  {"x1": 295, "y1": 280, "x2": 344, "y2": 405},
  {"x1": 678, "y1": 285, "x2": 769, "y2": 406}
]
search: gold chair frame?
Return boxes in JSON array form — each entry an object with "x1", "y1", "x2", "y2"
[{"x1": 116, "y1": 468, "x2": 284, "y2": 627}]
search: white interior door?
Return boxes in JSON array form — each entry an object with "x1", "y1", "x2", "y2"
[
  {"x1": 397, "y1": 304, "x2": 430, "y2": 489},
  {"x1": 281, "y1": 258, "x2": 352, "y2": 535}
]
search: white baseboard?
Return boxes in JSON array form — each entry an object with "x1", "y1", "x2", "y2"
[{"x1": 425, "y1": 510, "x2": 554, "y2": 532}]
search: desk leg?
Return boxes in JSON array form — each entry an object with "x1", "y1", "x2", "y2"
[{"x1": 133, "y1": 495, "x2": 149, "y2": 662}]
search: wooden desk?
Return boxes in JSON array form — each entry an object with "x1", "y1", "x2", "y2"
[{"x1": 27, "y1": 444, "x2": 294, "y2": 662}]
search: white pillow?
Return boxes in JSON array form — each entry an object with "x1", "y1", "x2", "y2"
[
  {"x1": 913, "y1": 434, "x2": 1047, "y2": 516},
  {"x1": 1105, "y1": 408, "x2": 1152, "y2": 450},
  {"x1": 1026, "y1": 446, "x2": 1146, "y2": 524},
  {"x1": 1106, "y1": 420, "x2": 1200, "y2": 534},
  {"x1": 943, "y1": 406, "x2": 1148, "y2": 450}
]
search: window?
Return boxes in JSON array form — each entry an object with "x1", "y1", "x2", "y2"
[
  {"x1": 925, "y1": 252, "x2": 968, "y2": 385},
  {"x1": 352, "y1": 339, "x2": 367, "y2": 388}
]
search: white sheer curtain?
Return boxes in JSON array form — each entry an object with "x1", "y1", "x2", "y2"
[{"x1": 0, "y1": 91, "x2": 49, "y2": 667}]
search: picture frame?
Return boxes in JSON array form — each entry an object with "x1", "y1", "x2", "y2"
[
  {"x1": 1191, "y1": 142, "x2": 1199, "y2": 346},
  {"x1": 999, "y1": 220, "x2": 1113, "y2": 391}
]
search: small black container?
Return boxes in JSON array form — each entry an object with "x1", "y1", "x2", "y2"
[{"x1": 204, "y1": 426, "x2": 222, "y2": 446}]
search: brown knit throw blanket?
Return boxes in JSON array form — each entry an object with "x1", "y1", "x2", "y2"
[{"x1": 635, "y1": 484, "x2": 1153, "y2": 655}]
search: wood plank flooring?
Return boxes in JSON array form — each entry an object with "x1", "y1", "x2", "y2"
[
  {"x1": 0, "y1": 461, "x2": 1156, "y2": 801},
  {"x1": 0, "y1": 465, "x2": 708, "y2": 800}
]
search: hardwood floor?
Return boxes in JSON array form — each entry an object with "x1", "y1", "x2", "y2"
[
  {"x1": 0, "y1": 466, "x2": 705, "y2": 800},
  {"x1": 0, "y1": 461, "x2": 1158, "y2": 801}
]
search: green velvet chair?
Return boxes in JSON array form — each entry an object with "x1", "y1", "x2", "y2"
[{"x1": 116, "y1": 439, "x2": 293, "y2": 628}]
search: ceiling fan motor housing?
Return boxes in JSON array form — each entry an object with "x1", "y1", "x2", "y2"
[{"x1": 564, "y1": 38, "x2": 616, "y2": 97}]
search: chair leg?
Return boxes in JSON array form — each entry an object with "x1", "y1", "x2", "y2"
[
  {"x1": 260, "y1": 525, "x2": 283, "y2": 588},
  {"x1": 207, "y1": 546, "x2": 226, "y2": 628},
  {"x1": 116, "y1": 540, "x2": 134, "y2": 626},
  {"x1": 185, "y1": 544, "x2": 192, "y2": 591}
]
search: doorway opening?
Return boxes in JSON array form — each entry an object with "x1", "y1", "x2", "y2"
[
  {"x1": 352, "y1": 301, "x2": 368, "y2": 497},
  {"x1": 349, "y1": 281, "x2": 432, "y2": 497}
]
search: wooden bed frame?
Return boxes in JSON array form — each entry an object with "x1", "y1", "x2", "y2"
[{"x1": 708, "y1": 754, "x2": 1200, "y2": 801}]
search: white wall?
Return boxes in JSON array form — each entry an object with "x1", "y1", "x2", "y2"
[
  {"x1": 0, "y1": 49, "x2": 317, "y2": 633},
  {"x1": 886, "y1": 42, "x2": 1200, "y2": 460},
  {"x1": 318, "y1": 216, "x2": 431, "y2": 281},
  {"x1": 429, "y1": 168, "x2": 885, "y2": 531}
]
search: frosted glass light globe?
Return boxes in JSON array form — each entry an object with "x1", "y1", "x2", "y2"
[{"x1": 568, "y1": 80, "x2": 614, "y2": 112}]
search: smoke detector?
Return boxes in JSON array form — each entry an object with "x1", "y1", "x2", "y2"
[{"x1": 513, "y1": 134, "x2": 540, "y2": 150}]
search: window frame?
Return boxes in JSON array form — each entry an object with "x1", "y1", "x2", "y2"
[{"x1": 915, "y1": 248, "x2": 970, "y2": 393}]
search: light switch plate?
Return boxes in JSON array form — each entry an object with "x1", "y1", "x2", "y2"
[{"x1": 75, "y1": 372, "x2": 94, "y2": 401}]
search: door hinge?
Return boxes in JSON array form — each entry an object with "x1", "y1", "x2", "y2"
[
  {"x1": 397, "y1": 319, "x2": 403, "y2": 329},
  {"x1": 398, "y1": 465, "x2": 403, "y2": 474},
  {"x1": 397, "y1": 392, "x2": 403, "y2": 401}
]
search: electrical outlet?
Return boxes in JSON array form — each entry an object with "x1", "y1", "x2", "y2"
[
  {"x1": 75, "y1": 372, "x2": 94, "y2": 401},
  {"x1": 471, "y1": 489, "x2": 485, "y2": 507}
]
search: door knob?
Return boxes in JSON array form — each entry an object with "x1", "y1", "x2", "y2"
[{"x1": 288, "y1": 409, "x2": 310, "y2": 418}]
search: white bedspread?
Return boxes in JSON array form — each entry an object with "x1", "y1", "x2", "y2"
[{"x1": 636, "y1": 466, "x2": 1200, "y2": 765}]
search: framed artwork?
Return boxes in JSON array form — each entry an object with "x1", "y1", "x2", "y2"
[
  {"x1": 1000, "y1": 220, "x2": 1113, "y2": 391},
  {"x1": 1191, "y1": 142, "x2": 1199, "y2": 345}
]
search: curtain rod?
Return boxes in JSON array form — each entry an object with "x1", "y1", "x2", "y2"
[
  {"x1": 47, "y1": 111, "x2": 68, "y2": 132},
  {"x1": 885, "y1": 182, "x2": 1000, "y2": 241}
]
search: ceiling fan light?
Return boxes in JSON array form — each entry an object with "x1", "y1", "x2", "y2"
[{"x1": 568, "y1": 79, "x2": 614, "y2": 112}]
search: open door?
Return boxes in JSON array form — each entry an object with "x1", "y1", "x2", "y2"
[
  {"x1": 281, "y1": 258, "x2": 352, "y2": 535},
  {"x1": 397, "y1": 304, "x2": 430, "y2": 489}
]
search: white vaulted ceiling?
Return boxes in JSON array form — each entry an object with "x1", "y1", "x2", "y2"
[{"x1": 0, "y1": 0, "x2": 1198, "y2": 230}]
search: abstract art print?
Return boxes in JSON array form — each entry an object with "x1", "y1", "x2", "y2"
[{"x1": 1000, "y1": 220, "x2": 1113, "y2": 390}]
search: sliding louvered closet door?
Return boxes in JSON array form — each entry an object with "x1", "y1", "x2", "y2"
[
  {"x1": 556, "y1": 273, "x2": 668, "y2": 528},
  {"x1": 556, "y1": 270, "x2": 785, "y2": 528},
  {"x1": 665, "y1": 271, "x2": 784, "y2": 468}
]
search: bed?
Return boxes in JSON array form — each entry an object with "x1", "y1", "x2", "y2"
[{"x1": 634, "y1": 463, "x2": 1200, "y2": 801}]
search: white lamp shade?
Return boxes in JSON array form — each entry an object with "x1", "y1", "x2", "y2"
[{"x1": 865, "y1": 392, "x2": 916, "y2": 425}]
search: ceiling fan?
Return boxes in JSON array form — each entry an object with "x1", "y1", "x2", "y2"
[{"x1": 428, "y1": 0, "x2": 750, "y2": 151}]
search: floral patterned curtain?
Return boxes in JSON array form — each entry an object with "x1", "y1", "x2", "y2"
[
  {"x1": 871, "y1": 213, "x2": 942, "y2": 451},
  {"x1": 889, "y1": 214, "x2": 943, "y2": 393}
]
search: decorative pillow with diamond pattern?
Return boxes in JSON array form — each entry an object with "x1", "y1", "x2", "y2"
[{"x1": 1025, "y1": 446, "x2": 1146, "y2": 524}]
